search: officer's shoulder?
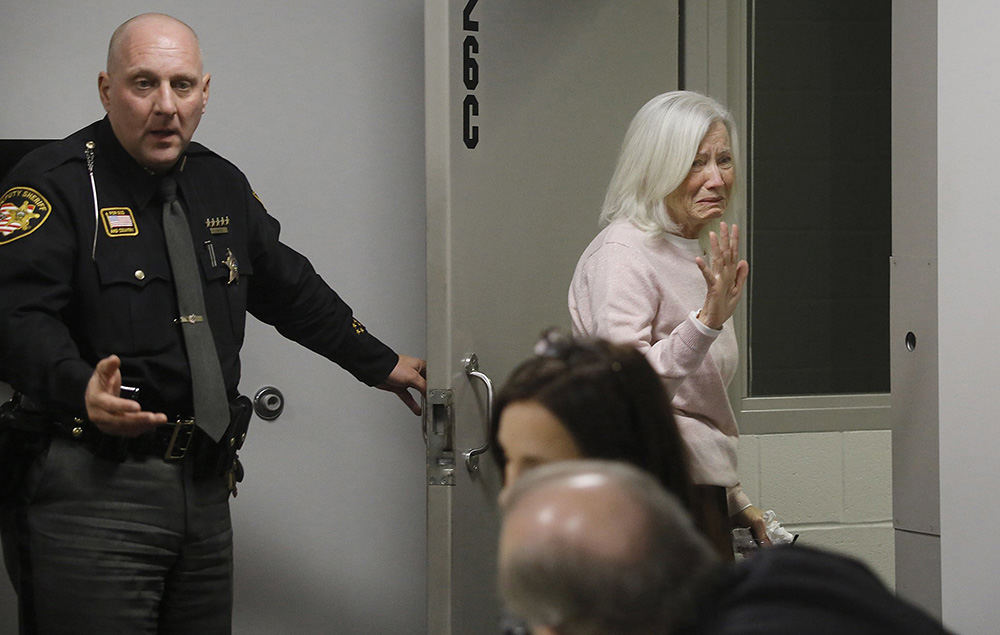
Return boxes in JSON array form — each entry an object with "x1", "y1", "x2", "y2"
[
  {"x1": 4, "y1": 129, "x2": 90, "y2": 183},
  {"x1": 185, "y1": 142, "x2": 248, "y2": 179}
]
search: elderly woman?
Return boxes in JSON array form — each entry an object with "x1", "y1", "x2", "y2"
[{"x1": 568, "y1": 91, "x2": 767, "y2": 558}]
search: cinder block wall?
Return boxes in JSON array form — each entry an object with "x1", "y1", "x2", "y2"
[{"x1": 738, "y1": 430, "x2": 894, "y2": 587}]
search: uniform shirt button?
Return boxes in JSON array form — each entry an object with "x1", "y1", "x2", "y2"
[
  {"x1": 134, "y1": 270, "x2": 145, "y2": 281},
  {"x1": 72, "y1": 426, "x2": 84, "y2": 438}
]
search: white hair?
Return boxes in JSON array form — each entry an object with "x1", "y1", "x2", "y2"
[{"x1": 600, "y1": 91, "x2": 740, "y2": 240}]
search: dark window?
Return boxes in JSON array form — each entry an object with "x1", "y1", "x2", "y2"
[{"x1": 748, "y1": 0, "x2": 891, "y2": 396}]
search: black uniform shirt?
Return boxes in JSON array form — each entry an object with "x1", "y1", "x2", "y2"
[{"x1": 0, "y1": 118, "x2": 398, "y2": 416}]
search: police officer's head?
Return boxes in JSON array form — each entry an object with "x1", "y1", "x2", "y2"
[{"x1": 98, "y1": 13, "x2": 210, "y2": 174}]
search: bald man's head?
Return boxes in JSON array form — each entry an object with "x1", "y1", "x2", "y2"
[
  {"x1": 107, "y1": 14, "x2": 202, "y2": 76},
  {"x1": 500, "y1": 471, "x2": 653, "y2": 574},
  {"x1": 499, "y1": 461, "x2": 718, "y2": 635},
  {"x1": 98, "y1": 13, "x2": 210, "y2": 172}
]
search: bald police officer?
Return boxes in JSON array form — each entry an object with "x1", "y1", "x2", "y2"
[{"x1": 0, "y1": 13, "x2": 425, "y2": 633}]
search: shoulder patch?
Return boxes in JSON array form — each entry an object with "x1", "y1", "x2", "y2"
[{"x1": 0, "y1": 187, "x2": 52, "y2": 245}]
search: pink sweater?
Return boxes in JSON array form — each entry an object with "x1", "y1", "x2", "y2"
[{"x1": 569, "y1": 219, "x2": 751, "y2": 515}]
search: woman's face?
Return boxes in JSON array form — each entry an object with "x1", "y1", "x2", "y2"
[
  {"x1": 497, "y1": 400, "x2": 583, "y2": 501},
  {"x1": 664, "y1": 120, "x2": 734, "y2": 238}
]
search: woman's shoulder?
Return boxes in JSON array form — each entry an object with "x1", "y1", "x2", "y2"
[
  {"x1": 575, "y1": 221, "x2": 645, "y2": 273},
  {"x1": 585, "y1": 219, "x2": 649, "y2": 253},
  {"x1": 590, "y1": 220, "x2": 688, "y2": 262},
  {"x1": 574, "y1": 221, "x2": 667, "y2": 287}
]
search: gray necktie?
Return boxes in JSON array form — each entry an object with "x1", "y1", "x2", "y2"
[{"x1": 160, "y1": 176, "x2": 229, "y2": 443}]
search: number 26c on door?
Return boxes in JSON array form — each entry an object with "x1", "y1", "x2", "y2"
[{"x1": 462, "y1": 0, "x2": 479, "y2": 149}]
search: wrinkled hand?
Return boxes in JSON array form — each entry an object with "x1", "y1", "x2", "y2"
[
  {"x1": 732, "y1": 504, "x2": 772, "y2": 547},
  {"x1": 695, "y1": 222, "x2": 749, "y2": 330},
  {"x1": 377, "y1": 354, "x2": 427, "y2": 416},
  {"x1": 85, "y1": 355, "x2": 167, "y2": 437}
]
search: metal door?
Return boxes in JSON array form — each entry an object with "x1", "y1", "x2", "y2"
[{"x1": 424, "y1": 2, "x2": 679, "y2": 631}]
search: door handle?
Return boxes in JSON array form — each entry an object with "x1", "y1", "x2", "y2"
[
  {"x1": 253, "y1": 385, "x2": 284, "y2": 421},
  {"x1": 462, "y1": 353, "x2": 493, "y2": 474}
]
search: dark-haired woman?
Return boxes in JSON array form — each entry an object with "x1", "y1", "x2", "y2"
[{"x1": 490, "y1": 333, "x2": 732, "y2": 556}]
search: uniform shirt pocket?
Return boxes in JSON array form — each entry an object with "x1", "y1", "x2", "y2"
[{"x1": 94, "y1": 253, "x2": 176, "y2": 355}]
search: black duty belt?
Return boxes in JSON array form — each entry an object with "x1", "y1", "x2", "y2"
[
  {"x1": 67, "y1": 416, "x2": 203, "y2": 463},
  {"x1": 5, "y1": 392, "x2": 251, "y2": 491}
]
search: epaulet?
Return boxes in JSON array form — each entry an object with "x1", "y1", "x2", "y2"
[{"x1": 184, "y1": 141, "x2": 243, "y2": 173}]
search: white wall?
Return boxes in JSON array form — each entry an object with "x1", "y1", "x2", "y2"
[
  {"x1": 740, "y1": 432, "x2": 894, "y2": 586},
  {"x1": 0, "y1": 2, "x2": 427, "y2": 633},
  {"x1": 938, "y1": 1, "x2": 1000, "y2": 632}
]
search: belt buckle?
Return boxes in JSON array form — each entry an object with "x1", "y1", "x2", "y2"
[{"x1": 164, "y1": 418, "x2": 195, "y2": 461}]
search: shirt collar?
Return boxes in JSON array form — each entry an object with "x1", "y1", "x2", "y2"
[
  {"x1": 662, "y1": 230, "x2": 705, "y2": 255},
  {"x1": 96, "y1": 117, "x2": 187, "y2": 209}
]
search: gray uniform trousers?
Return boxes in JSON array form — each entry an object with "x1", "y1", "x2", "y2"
[{"x1": 1, "y1": 435, "x2": 233, "y2": 634}]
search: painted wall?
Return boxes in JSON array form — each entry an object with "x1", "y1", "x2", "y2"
[
  {"x1": 740, "y1": 432, "x2": 894, "y2": 586},
  {"x1": 0, "y1": 2, "x2": 427, "y2": 633},
  {"x1": 938, "y1": 1, "x2": 1000, "y2": 632}
]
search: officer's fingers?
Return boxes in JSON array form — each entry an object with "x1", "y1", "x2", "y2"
[
  {"x1": 86, "y1": 393, "x2": 144, "y2": 427},
  {"x1": 94, "y1": 355, "x2": 121, "y2": 382},
  {"x1": 92, "y1": 356, "x2": 124, "y2": 396},
  {"x1": 390, "y1": 357, "x2": 428, "y2": 394},
  {"x1": 92, "y1": 410, "x2": 167, "y2": 437},
  {"x1": 408, "y1": 370, "x2": 427, "y2": 395},
  {"x1": 93, "y1": 393, "x2": 142, "y2": 415},
  {"x1": 395, "y1": 389, "x2": 422, "y2": 416},
  {"x1": 399, "y1": 355, "x2": 427, "y2": 378}
]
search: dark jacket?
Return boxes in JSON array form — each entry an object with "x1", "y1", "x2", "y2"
[{"x1": 682, "y1": 546, "x2": 950, "y2": 635}]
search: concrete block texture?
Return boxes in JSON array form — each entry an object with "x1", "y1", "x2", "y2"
[
  {"x1": 736, "y1": 435, "x2": 761, "y2": 505},
  {"x1": 843, "y1": 430, "x2": 893, "y2": 522},
  {"x1": 758, "y1": 432, "x2": 843, "y2": 524},
  {"x1": 787, "y1": 523, "x2": 896, "y2": 589}
]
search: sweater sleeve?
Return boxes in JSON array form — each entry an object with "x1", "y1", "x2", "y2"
[
  {"x1": 726, "y1": 485, "x2": 753, "y2": 517},
  {"x1": 572, "y1": 241, "x2": 719, "y2": 395}
]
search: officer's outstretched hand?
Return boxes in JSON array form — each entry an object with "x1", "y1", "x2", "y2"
[
  {"x1": 377, "y1": 354, "x2": 427, "y2": 416},
  {"x1": 85, "y1": 355, "x2": 168, "y2": 437}
]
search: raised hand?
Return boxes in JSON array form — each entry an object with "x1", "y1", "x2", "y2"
[
  {"x1": 85, "y1": 355, "x2": 167, "y2": 436},
  {"x1": 695, "y1": 222, "x2": 749, "y2": 330}
]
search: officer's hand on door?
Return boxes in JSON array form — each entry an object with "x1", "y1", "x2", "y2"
[{"x1": 377, "y1": 354, "x2": 427, "y2": 416}]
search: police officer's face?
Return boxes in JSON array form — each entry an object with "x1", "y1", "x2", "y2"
[{"x1": 98, "y1": 16, "x2": 210, "y2": 173}]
